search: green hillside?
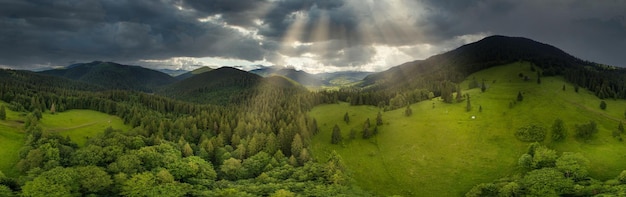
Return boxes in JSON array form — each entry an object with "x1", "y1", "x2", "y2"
[
  {"x1": 0, "y1": 104, "x2": 129, "y2": 177},
  {"x1": 39, "y1": 110, "x2": 130, "y2": 147},
  {"x1": 0, "y1": 102, "x2": 25, "y2": 177},
  {"x1": 310, "y1": 62, "x2": 626, "y2": 196}
]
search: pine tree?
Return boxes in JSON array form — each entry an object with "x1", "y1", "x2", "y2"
[
  {"x1": 619, "y1": 122, "x2": 624, "y2": 134},
  {"x1": 343, "y1": 112, "x2": 350, "y2": 124},
  {"x1": 376, "y1": 111, "x2": 383, "y2": 126},
  {"x1": 466, "y1": 94, "x2": 471, "y2": 112},
  {"x1": 331, "y1": 124, "x2": 342, "y2": 144},
  {"x1": 481, "y1": 80, "x2": 486, "y2": 92},
  {"x1": 517, "y1": 91, "x2": 524, "y2": 102},
  {"x1": 600, "y1": 101, "x2": 607, "y2": 110},
  {"x1": 551, "y1": 119, "x2": 566, "y2": 142},
  {"x1": 0, "y1": 105, "x2": 5, "y2": 120},
  {"x1": 405, "y1": 105, "x2": 412, "y2": 117},
  {"x1": 291, "y1": 134, "x2": 303, "y2": 157}
]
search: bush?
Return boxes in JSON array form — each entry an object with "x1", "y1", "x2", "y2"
[
  {"x1": 515, "y1": 125, "x2": 546, "y2": 142},
  {"x1": 575, "y1": 121, "x2": 598, "y2": 141}
]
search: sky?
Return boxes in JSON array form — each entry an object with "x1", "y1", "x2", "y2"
[{"x1": 0, "y1": 0, "x2": 625, "y2": 73}]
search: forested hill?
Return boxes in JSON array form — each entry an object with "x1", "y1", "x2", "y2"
[
  {"x1": 39, "y1": 61, "x2": 177, "y2": 92},
  {"x1": 175, "y1": 66, "x2": 214, "y2": 81},
  {"x1": 159, "y1": 67, "x2": 306, "y2": 105},
  {"x1": 343, "y1": 35, "x2": 626, "y2": 108}
]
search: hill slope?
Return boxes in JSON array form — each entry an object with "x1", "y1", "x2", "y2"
[
  {"x1": 160, "y1": 67, "x2": 304, "y2": 104},
  {"x1": 360, "y1": 35, "x2": 626, "y2": 101},
  {"x1": 174, "y1": 66, "x2": 213, "y2": 81},
  {"x1": 311, "y1": 62, "x2": 626, "y2": 196},
  {"x1": 39, "y1": 61, "x2": 177, "y2": 92}
]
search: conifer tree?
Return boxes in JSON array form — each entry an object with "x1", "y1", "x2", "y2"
[
  {"x1": 343, "y1": 112, "x2": 350, "y2": 124},
  {"x1": 331, "y1": 124, "x2": 342, "y2": 144},
  {"x1": 0, "y1": 105, "x2": 5, "y2": 120},
  {"x1": 376, "y1": 111, "x2": 383, "y2": 126},
  {"x1": 517, "y1": 91, "x2": 524, "y2": 102},
  {"x1": 466, "y1": 94, "x2": 471, "y2": 112}
]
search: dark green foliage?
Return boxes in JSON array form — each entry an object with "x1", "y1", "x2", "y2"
[
  {"x1": 574, "y1": 85, "x2": 579, "y2": 93},
  {"x1": 343, "y1": 112, "x2": 350, "y2": 124},
  {"x1": 551, "y1": 119, "x2": 566, "y2": 142},
  {"x1": 331, "y1": 125, "x2": 342, "y2": 144},
  {"x1": 478, "y1": 105, "x2": 482, "y2": 112},
  {"x1": 0, "y1": 105, "x2": 5, "y2": 120},
  {"x1": 600, "y1": 100, "x2": 607, "y2": 110},
  {"x1": 362, "y1": 119, "x2": 373, "y2": 139},
  {"x1": 515, "y1": 124, "x2": 546, "y2": 142},
  {"x1": 441, "y1": 81, "x2": 455, "y2": 103},
  {"x1": 469, "y1": 145, "x2": 597, "y2": 197},
  {"x1": 517, "y1": 91, "x2": 523, "y2": 102},
  {"x1": 620, "y1": 122, "x2": 625, "y2": 133},
  {"x1": 376, "y1": 111, "x2": 383, "y2": 126},
  {"x1": 404, "y1": 105, "x2": 412, "y2": 117},
  {"x1": 575, "y1": 121, "x2": 598, "y2": 141},
  {"x1": 562, "y1": 85, "x2": 566, "y2": 91}
]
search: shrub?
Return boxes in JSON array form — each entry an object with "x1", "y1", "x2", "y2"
[{"x1": 515, "y1": 124, "x2": 546, "y2": 142}]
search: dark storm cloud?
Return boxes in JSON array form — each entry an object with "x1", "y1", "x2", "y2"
[
  {"x1": 0, "y1": 0, "x2": 267, "y2": 69},
  {"x1": 419, "y1": 0, "x2": 626, "y2": 66},
  {"x1": 0, "y1": 0, "x2": 624, "y2": 70}
]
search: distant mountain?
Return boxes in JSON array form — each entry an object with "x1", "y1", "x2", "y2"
[
  {"x1": 359, "y1": 35, "x2": 626, "y2": 101},
  {"x1": 160, "y1": 67, "x2": 304, "y2": 104},
  {"x1": 39, "y1": 61, "x2": 177, "y2": 92},
  {"x1": 362, "y1": 35, "x2": 586, "y2": 88},
  {"x1": 251, "y1": 66, "x2": 373, "y2": 86},
  {"x1": 251, "y1": 67, "x2": 324, "y2": 86},
  {"x1": 158, "y1": 68, "x2": 189, "y2": 77},
  {"x1": 174, "y1": 66, "x2": 213, "y2": 81}
]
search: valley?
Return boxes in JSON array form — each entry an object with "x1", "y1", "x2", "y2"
[{"x1": 1, "y1": 36, "x2": 626, "y2": 196}]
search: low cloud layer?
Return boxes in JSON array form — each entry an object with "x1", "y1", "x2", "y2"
[{"x1": 0, "y1": 0, "x2": 624, "y2": 72}]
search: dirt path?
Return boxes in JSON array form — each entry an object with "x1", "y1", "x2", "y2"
[
  {"x1": 564, "y1": 99, "x2": 622, "y2": 123},
  {"x1": 46, "y1": 121, "x2": 105, "y2": 132}
]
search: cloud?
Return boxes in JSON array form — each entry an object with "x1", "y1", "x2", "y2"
[{"x1": 0, "y1": 0, "x2": 624, "y2": 71}]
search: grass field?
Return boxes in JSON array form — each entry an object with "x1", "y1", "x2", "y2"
[
  {"x1": 39, "y1": 110, "x2": 130, "y2": 147},
  {"x1": 310, "y1": 62, "x2": 626, "y2": 196},
  {"x1": 0, "y1": 102, "x2": 25, "y2": 177},
  {"x1": 0, "y1": 102, "x2": 130, "y2": 177}
]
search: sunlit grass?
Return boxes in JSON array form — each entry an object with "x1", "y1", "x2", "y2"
[
  {"x1": 39, "y1": 110, "x2": 130, "y2": 147},
  {"x1": 310, "y1": 62, "x2": 626, "y2": 196}
]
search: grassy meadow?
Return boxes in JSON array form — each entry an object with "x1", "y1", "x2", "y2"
[
  {"x1": 0, "y1": 102, "x2": 129, "y2": 177},
  {"x1": 39, "y1": 110, "x2": 130, "y2": 147},
  {"x1": 310, "y1": 62, "x2": 626, "y2": 196},
  {"x1": 0, "y1": 102, "x2": 25, "y2": 177}
]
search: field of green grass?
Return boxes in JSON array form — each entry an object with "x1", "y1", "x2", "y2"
[
  {"x1": 310, "y1": 62, "x2": 626, "y2": 196},
  {"x1": 39, "y1": 110, "x2": 130, "y2": 147},
  {"x1": 0, "y1": 102, "x2": 130, "y2": 177},
  {"x1": 0, "y1": 102, "x2": 25, "y2": 177}
]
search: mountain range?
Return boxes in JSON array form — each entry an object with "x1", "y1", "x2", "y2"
[{"x1": 31, "y1": 35, "x2": 626, "y2": 102}]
